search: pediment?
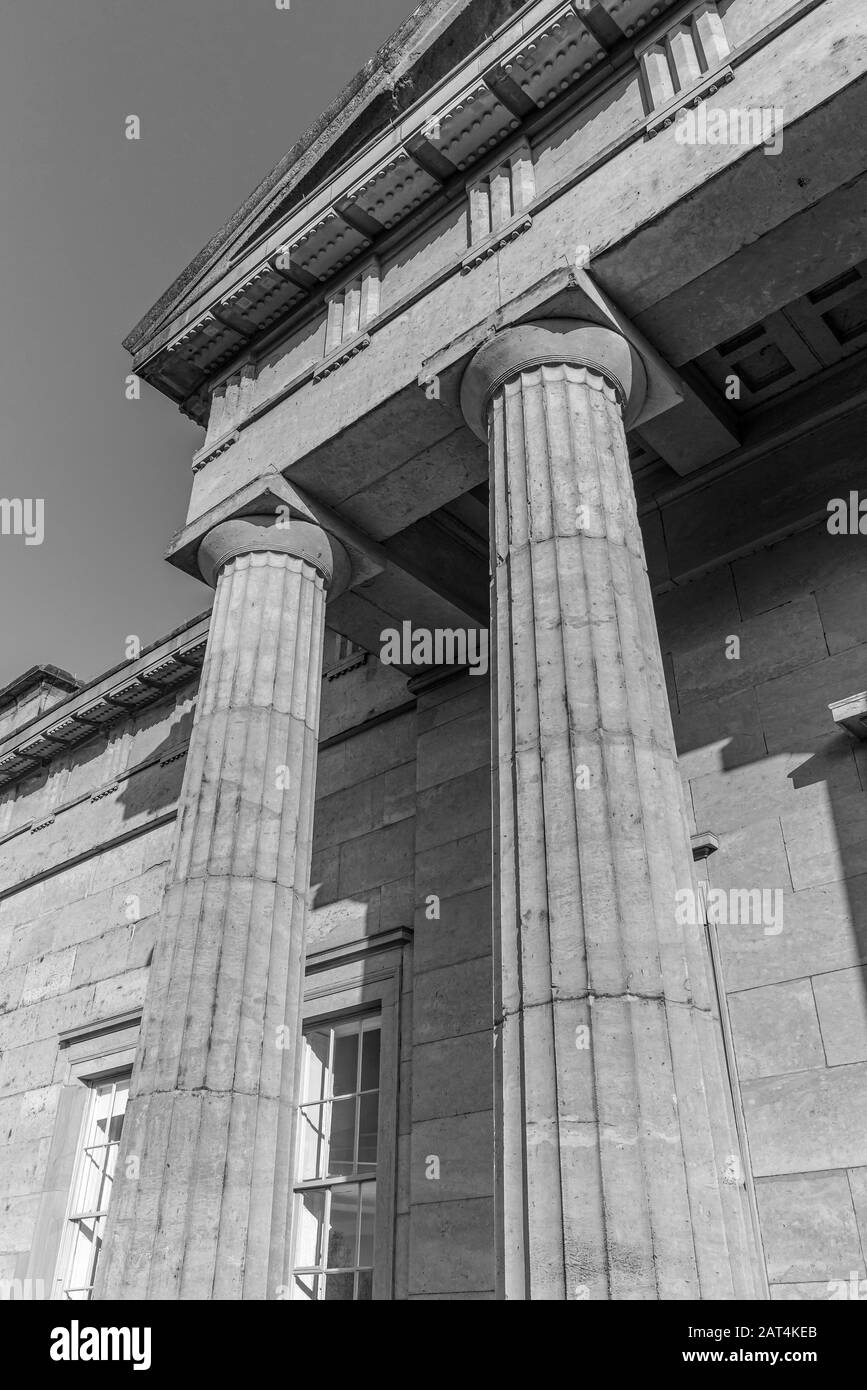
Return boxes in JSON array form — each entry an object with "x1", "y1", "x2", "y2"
[{"x1": 124, "y1": 0, "x2": 530, "y2": 362}]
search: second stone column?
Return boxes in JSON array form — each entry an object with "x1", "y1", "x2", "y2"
[
  {"x1": 462, "y1": 320, "x2": 763, "y2": 1301},
  {"x1": 95, "y1": 515, "x2": 348, "y2": 1300}
]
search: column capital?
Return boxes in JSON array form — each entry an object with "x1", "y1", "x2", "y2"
[
  {"x1": 196, "y1": 513, "x2": 351, "y2": 596},
  {"x1": 459, "y1": 317, "x2": 648, "y2": 439}
]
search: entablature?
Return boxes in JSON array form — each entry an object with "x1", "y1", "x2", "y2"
[{"x1": 132, "y1": 0, "x2": 690, "y2": 418}]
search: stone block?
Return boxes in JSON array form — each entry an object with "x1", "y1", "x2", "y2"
[
  {"x1": 314, "y1": 742, "x2": 346, "y2": 799},
  {"x1": 673, "y1": 597, "x2": 827, "y2": 708},
  {"x1": 0, "y1": 984, "x2": 95, "y2": 1051},
  {"x1": 673, "y1": 687, "x2": 765, "y2": 784},
  {"x1": 812, "y1": 967, "x2": 867, "y2": 1065},
  {"x1": 781, "y1": 786, "x2": 867, "y2": 890},
  {"x1": 90, "y1": 968, "x2": 149, "y2": 1019},
  {"x1": 0, "y1": 887, "x2": 44, "y2": 933},
  {"x1": 719, "y1": 872, "x2": 867, "y2": 992},
  {"x1": 0, "y1": 963, "x2": 26, "y2": 1016},
  {"x1": 849, "y1": 1165, "x2": 867, "y2": 1256},
  {"x1": 109, "y1": 866, "x2": 168, "y2": 927},
  {"x1": 709, "y1": 816, "x2": 793, "y2": 898},
  {"x1": 43, "y1": 886, "x2": 116, "y2": 953},
  {"x1": 744, "y1": 1062, "x2": 867, "y2": 1175},
  {"x1": 728, "y1": 979, "x2": 825, "y2": 1080},
  {"x1": 0, "y1": 1194, "x2": 40, "y2": 1252},
  {"x1": 382, "y1": 762, "x2": 415, "y2": 826},
  {"x1": 412, "y1": 955, "x2": 492, "y2": 1046},
  {"x1": 416, "y1": 681, "x2": 488, "y2": 734},
  {"x1": 817, "y1": 574, "x2": 867, "y2": 655},
  {"x1": 70, "y1": 925, "x2": 143, "y2": 990},
  {"x1": 87, "y1": 839, "x2": 147, "y2": 894},
  {"x1": 343, "y1": 711, "x2": 416, "y2": 785},
  {"x1": 732, "y1": 522, "x2": 867, "y2": 619},
  {"x1": 757, "y1": 644, "x2": 867, "y2": 754},
  {"x1": 0, "y1": 1137, "x2": 51, "y2": 1198},
  {"x1": 381, "y1": 876, "x2": 414, "y2": 931},
  {"x1": 414, "y1": 829, "x2": 492, "y2": 905},
  {"x1": 690, "y1": 743, "x2": 858, "y2": 836},
  {"x1": 415, "y1": 766, "x2": 490, "y2": 852},
  {"x1": 412, "y1": 885, "x2": 491, "y2": 974},
  {"x1": 307, "y1": 888, "x2": 380, "y2": 949},
  {"x1": 416, "y1": 703, "x2": 489, "y2": 791},
  {"x1": 8, "y1": 919, "x2": 56, "y2": 969},
  {"x1": 8, "y1": 1085, "x2": 60, "y2": 1144},
  {"x1": 139, "y1": 824, "x2": 176, "y2": 874},
  {"x1": 337, "y1": 820, "x2": 415, "y2": 896},
  {"x1": 755, "y1": 1171, "x2": 865, "y2": 1283},
  {"x1": 408, "y1": 1196, "x2": 494, "y2": 1295},
  {"x1": 308, "y1": 845, "x2": 339, "y2": 905},
  {"x1": 655, "y1": 568, "x2": 741, "y2": 656},
  {"x1": 20, "y1": 949, "x2": 76, "y2": 1007},
  {"x1": 410, "y1": 1111, "x2": 494, "y2": 1204},
  {"x1": 313, "y1": 778, "x2": 380, "y2": 850},
  {"x1": 412, "y1": 1033, "x2": 492, "y2": 1121},
  {"x1": 319, "y1": 660, "x2": 410, "y2": 745}
]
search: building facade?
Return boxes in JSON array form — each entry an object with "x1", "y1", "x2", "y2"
[{"x1": 2, "y1": 0, "x2": 867, "y2": 1300}]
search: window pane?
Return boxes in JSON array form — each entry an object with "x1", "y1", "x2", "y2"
[
  {"x1": 327, "y1": 1097, "x2": 356, "y2": 1176},
  {"x1": 58, "y1": 1074, "x2": 130, "y2": 1300},
  {"x1": 323, "y1": 1272, "x2": 355, "y2": 1301},
  {"x1": 294, "y1": 1189, "x2": 326, "y2": 1268},
  {"x1": 326, "y1": 1183, "x2": 359, "y2": 1268},
  {"x1": 292, "y1": 1014, "x2": 384, "y2": 1301},
  {"x1": 73, "y1": 1145, "x2": 106, "y2": 1217},
  {"x1": 66, "y1": 1216, "x2": 100, "y2": 1295},
  {"x1": 332, "y1": 1029, "x2": 358, "y2": 1098},
  {"x1": 108, "y1": 1081, "x2": 129, "y2": 1143},
  {"x1": 292, "y1": 1273, "x2": 318, "y2": 1301},
  {"x1": 90, "y1": 1084, "x2": 114, "y2": 1139},
  {"x1": 360, "y1": 1027, "x2": 380, "y2": 1091},
  {"x1": 357, "y1": 1092, "x2": 379, "y2": 1171},
  {"x1": 298, "y1": 1103, "x2": 328, "y2": 1181},
  {"x1": 358, "y1": 1181, "x2": 376, "y2": 1267},
  {"x1": 304, "y1": 1028, "x2": 331, "y2": 1102}
]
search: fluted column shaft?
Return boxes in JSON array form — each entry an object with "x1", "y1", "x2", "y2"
[
  {"x1": 96, "y1": 518, "x2": 344, "y2": 1300},
  {"x1": 466, "y1": 324, "x2": 762, "y2": 1300}
]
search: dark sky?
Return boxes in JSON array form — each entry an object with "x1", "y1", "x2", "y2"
[{"x1": 0, "y1": 0, "x2": 416, "y2": 687}]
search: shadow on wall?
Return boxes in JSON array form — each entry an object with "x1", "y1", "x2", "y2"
[
  {"x1": 116, "y1": 699, "x2": 196, "y2": 824},
  {"x1": 658, "y1": 527, "x2": 867, "y2": 1296}
]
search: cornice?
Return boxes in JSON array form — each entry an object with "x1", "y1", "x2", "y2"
[
  {"x1": 0, "y1": 616, "x2": 210, "y2": 794},
  {"x1": 135, "y1": 0, "x2": 693, "y2": 417}
]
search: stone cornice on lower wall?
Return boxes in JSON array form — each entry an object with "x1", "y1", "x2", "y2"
[
  {"x1": 0, "y1": 615, "x2": 210, "y2": 795},
  {"x1": 0, "y1": 612, "x2": 402, "y2": 795},
  {"x1": 0, "y1": 810, "x2": 179, "y2": 905}
]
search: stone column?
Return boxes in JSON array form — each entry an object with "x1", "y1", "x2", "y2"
[
  {"x1": 95, "y1": 515, "x2": 349, "y2": 1301},
  {"x1": 461, "y1": 320, "x2": 762, "y2": 1301}
]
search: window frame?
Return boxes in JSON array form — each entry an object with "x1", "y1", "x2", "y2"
[
  {"x1": 52, "y1": 1067, "x2": 132, "y2": 1301},
  {"x1": 291, "y1": 928, "x2": 409, "y2": 1301},
  {"x1": 23, "y1": 1010, "x2": 142, "y2": 1303}
]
